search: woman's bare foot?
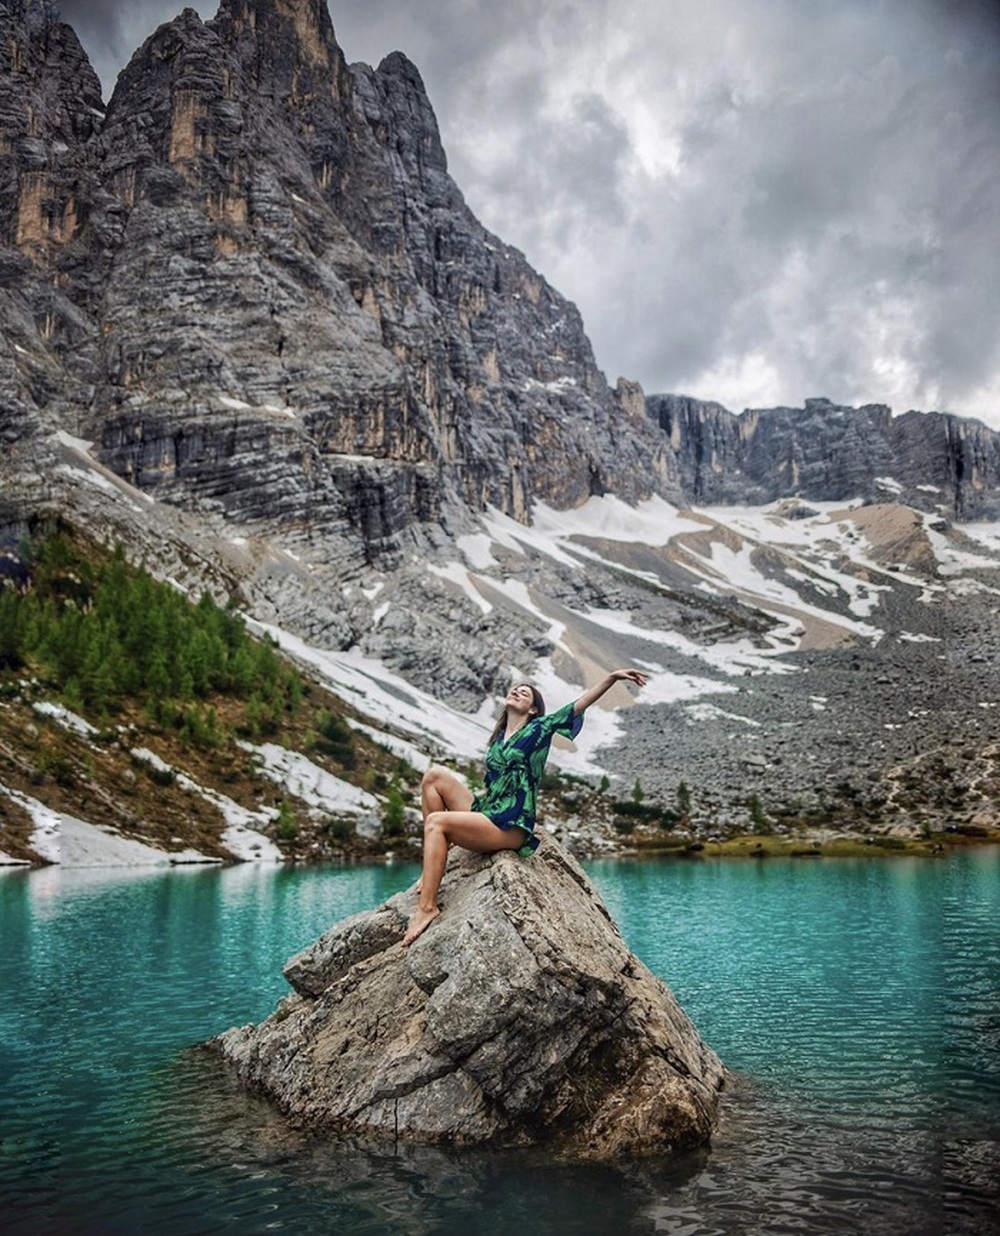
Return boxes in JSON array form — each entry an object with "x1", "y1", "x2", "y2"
[{"x1": 402, "y1": 905, "x2": 440, "y2": 947}]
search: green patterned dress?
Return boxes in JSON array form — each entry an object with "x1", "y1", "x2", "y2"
[{"x1": 471, "y1": 701, "x2": 584, "y2": 857}]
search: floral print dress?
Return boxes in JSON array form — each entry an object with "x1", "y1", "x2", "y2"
[{"x1": 471, "y1": 701, "x2": 584, "y2": 856}]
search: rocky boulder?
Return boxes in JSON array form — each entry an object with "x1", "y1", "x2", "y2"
[{"x1": 209, "y1": 838, "x2": 725, "y2": 1159}]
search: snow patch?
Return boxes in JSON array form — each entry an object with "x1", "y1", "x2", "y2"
[
  {"x1": 685, "y1": 702, "x2": 761, "y2": 726},
  {"x1": 428, "y1": 561, "x2": 493, "y2": 614},
  {"x1": 523, "y1": 375, "x2": 578, "y2": 394},
  {"x1": 54, "y1": 429, "x2": 95, "y2": 455},
  {"x1": 532, "y1": 494, "x2": 705, "y2": 547},
  {"x1": 959, "y1": 522, "x2": 1000, "y2": 553},
  {"x1": 54, "y1": 463, "x2": 125, "y2": 499},
  {"x1": 33, "y1": 701, "x2": 98, "y2": 736},
  {"x1": 129, "y1": 748, "x2": 282, "y2": 861},
  {"x1": 246, "y1": 620, "x2": 493, "y2": 759},
  {"x1": 240, "y1": 741, "x2": 380, "y2": 814},
  {"x1": 578, "y1": 606, "x2": 795, "y2": 677},
  {"x1": 1, "y1": 783, "x2": 219, "y2": 867},
  {"x1": 456, "y1": 533, "x2": 497, "y2": 570},
  {"x1": 345, "y1": 720, "x2": 432, "y2": 772},
  {"x1": 924, "y1": 519, "x2": 1000, "y2": 576}
]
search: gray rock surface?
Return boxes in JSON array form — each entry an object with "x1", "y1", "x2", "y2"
[
  {"x1": 0, "y1": 0, "x2": 677, "y2": 562},
  {"x1": 649, "y1": 394, "x2": 1000, "y2": 518},
  {"x1": 210, "y1": 837, "x2": 725, "y2": 1158}
]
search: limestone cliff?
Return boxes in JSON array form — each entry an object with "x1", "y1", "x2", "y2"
[
  {"x1": 0, "y1": 0, "x2": 103, "y2": 448},
  {"x1": 210, "y1": 838, "x2": 725, "y2": 1158},
  {"x1": 649, "y1": 394, "x2": 1000, "y2": 518},
  {"x1": 0, "y1": 0, "x2": 677, "y2": 564}
]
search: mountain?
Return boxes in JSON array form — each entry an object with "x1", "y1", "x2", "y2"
[
  {"x1": 649, "y1": 395, "x2": 1000, "y2": 518},
  {"x1": 1, "y1": 0, "x2": 674, "y2": 535},
  {"x1": 1, "y1": 0, "x2": 999, "y2": 866}
]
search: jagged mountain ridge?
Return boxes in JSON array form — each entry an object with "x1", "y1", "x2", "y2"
[
  {"x1": 651, "y1": 395, "x2": 1000, "y2": 519},
  {"x1": 3, "y1": 0, "x2": 1000, "y2": 541},
  {"x1": 4, "y1": 0, "x2": 1000, "y2": 544}
]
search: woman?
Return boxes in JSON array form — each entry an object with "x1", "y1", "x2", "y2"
[{"x1": 402, "y1": 668, "x2": 648, "y2": 945}]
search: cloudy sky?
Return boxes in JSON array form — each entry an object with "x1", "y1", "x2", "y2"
[{"x1": 61, "y1": 0, "x2": 1000, "y2": 426}]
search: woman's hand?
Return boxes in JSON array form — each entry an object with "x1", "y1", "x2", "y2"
[
  {"x1": 574, "y1": 668, "x2": 649, "y2": 714},
  {"x1": 608, "y1": 668, "x2": 649, "y2": 688}
]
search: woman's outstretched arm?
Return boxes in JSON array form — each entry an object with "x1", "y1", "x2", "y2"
[{"x1": 572, "y1": 668, "x2": 648, "y2": 715}]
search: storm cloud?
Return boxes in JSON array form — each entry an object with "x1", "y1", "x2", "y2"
[{"x1": 60, "y1": 0, "x2": 1000, "y2": 425}]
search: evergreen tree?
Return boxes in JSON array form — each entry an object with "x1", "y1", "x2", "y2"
[{"x1": 383, "y1": 781, "x2": 406, "y2": 837}]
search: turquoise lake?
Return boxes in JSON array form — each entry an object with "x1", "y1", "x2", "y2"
[{"x1": 1, "y1": 849, "x2": 997, "y2": 1235}]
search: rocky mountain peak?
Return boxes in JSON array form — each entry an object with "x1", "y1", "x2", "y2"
[
  {"x1": 0, "y1": 0, "x2": 103, "y2": 257},
  {"x1": 0, "y1": 0, "x2": 677, "y2": 574},
  {"x1": 370, "y1": 49, "x2": 450, "y2": 180},
  {"x1": 209, "y1": 0, "x2": 351, "y2": 99},
  {"x1": 6, "y1": 0, "x2": 60, "y2": 28}
]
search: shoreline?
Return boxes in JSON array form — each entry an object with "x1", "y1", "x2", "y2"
[
  {"x1": 4, "y1": 830, "x2": 998, "y2": 874},
  {"x1": 607, "y1": 827, "x2": 1000, "y2": 861}
]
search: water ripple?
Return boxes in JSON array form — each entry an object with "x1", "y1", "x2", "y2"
[{"x1": 1, "y1": 850, "x2": 997, "y2": 1235}]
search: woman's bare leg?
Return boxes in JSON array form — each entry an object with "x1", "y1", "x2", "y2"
[
  {"x1": 415, "y1": 767, "x2": 474, "y2": 891},
  {"x1": 403, "y1": 811, "x2": 526, "y2": 946},
  {"x1": 421, "y1": 765, "x2": 473, "y2": 814}
]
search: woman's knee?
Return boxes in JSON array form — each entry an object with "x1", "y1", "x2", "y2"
[
  {"x1": 422, "y1": 765, "x2": 449, "y2": 793},
  {"x1": 422, "y1": 765, "x2": 473, "y2": 812},
  {"x1": 424, "y1": 810, "x2": 448, "y2": 837}
]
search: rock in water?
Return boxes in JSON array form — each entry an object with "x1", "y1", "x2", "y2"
[{"x1": 209, "y1": 839, "x2": 725, "y2": 1158}]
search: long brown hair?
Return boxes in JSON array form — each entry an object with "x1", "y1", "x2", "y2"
[{"x1": 488, "y1": 684, "x2": 546, "y2": 745}]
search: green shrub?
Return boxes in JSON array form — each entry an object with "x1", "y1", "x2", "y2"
[
  {"x1": 747, "y1": 793, "x2": 770, "y2": 833},
  {"x1": 382, "y1": 783, "x2": 406, "y2": 837},
  {"x1": 277, "y1": 800, "x2": 298, "y2": 841},
  {"x1": 613, "y1": 800, "x2": 662, "y2": 821},
  {"x1": 325, "y1": 818, "x2": 354, "y2": 842},
  {"x1": 144, "y1": 763, "x2": 176, "y2": 788},
  {"x1": 312, "y1": 709, "x2": 356, "y2": 767}
]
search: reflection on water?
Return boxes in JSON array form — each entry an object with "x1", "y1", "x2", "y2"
[{"x1": 1, "y1": 850, "x2": 997, "y2": 1235}]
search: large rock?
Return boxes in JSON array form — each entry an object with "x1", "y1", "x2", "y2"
[{"x1": 209, "y1": 838, "x2": 725, "y2": 1158}]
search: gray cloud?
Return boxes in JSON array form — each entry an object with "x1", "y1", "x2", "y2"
[{"x1": 58, "y1": 0, "x2": 1000, "y2": 424}]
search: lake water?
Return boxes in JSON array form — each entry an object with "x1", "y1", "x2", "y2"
[{"x1": 1, "y1": 849, "x2": 997, "y2": 1235}]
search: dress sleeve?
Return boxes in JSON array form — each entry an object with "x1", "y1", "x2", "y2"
[{"x1": 534, "y1": 700, "x2": 584, "y2": 743}]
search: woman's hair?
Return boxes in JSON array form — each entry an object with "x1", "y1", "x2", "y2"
[{"x1": 488, "y1": 684, "x2": 545, "y2": 745}]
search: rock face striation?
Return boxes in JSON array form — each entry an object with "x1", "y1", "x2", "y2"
[
  {"x1": 210, "y1": 839, "x2": 725, "y2": 1158},
  {"x1": 649, "y1": 394, "x2": 1000, "y2": 518},
  {"x1": 0, "y1": 0, "x2": 676, "y2": 557}
]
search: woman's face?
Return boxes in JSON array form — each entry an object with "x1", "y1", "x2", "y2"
[{"x1": 505, "y1": 683, "x2": 538, "y2": 715}]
